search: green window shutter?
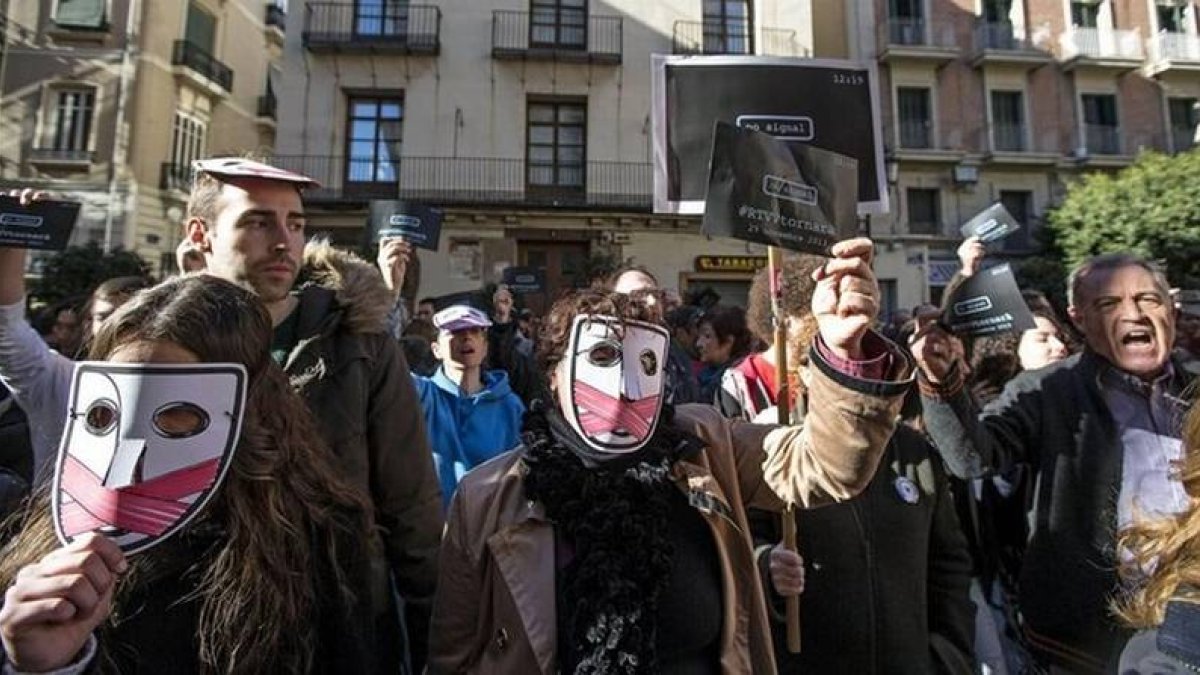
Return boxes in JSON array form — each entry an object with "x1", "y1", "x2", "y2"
[{"x1": 54, "y1": 0, "x2": 107, "y2": 29}]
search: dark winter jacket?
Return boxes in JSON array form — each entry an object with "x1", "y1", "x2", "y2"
[
  {"x1": 752, "y1": 424, "x2": 976, "y2": 675},
  {"x1": 920, "y1": 350, "x2": 1195, "y2": 673},
  {"x1": 283, "y1": 241, "x2": 444, "y2": 670}
]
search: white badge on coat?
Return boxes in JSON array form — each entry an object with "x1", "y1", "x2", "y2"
[
  {"x1": 52, "y1": 362, "x2": 247, "y2": 554},
  {"x1": 556, "y1": 315, "x2": 669, "y2": 455},
  {"x1": 894, "y1": 476, "x2": 920, "y2": 504}
]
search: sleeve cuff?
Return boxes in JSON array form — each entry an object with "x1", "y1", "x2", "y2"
[
  {"x1": 808, "y1": 330, "x2": 914, "y2": 399},
  {"x1": 815, "y1": 332, "x2": 892, "y2": 381},
  {"x1": 4, "y1": 635, "x2": 96, "y2": 675},
  {"x1": 917, "y1": 362, "x2": 966, "y2": 400}
]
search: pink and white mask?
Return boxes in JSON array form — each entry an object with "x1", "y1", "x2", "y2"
[
  {"x1": 52, "y1": 363, "x2": 247, "y2": 554},
  {"x1": 557, "y1": 315, "x2": 669, "y2": 455}
]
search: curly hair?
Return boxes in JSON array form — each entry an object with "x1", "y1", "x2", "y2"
[
  {"x1": 537, "y1": 288, "x2": 659, "y2": 377},
  {"x1": 1114, "y1": 395, "x2": 1200, "y2": 628},
  {"x1": 744, "y1": 254, "x2": 824, "y2": 362},
  {"x1": 0, "y1": 275, "x2": 375, "y2": 673}
]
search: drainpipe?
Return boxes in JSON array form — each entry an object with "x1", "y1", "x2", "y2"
[{"x1": 103, "y1": 0, "x2": 139, "y2": 252}]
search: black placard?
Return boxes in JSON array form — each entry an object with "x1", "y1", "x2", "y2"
[
  {"x1": 501, "y1": 266, "x2": 545, "y2": 295},
  {"x1": 702, "y1": 122, "x2": 858, "y2": 255},
  {"x1": 942, "y1": 264, "x2": 1037, "y2": 337},
  {"x1": 653, "y1": 55, "x2": 887, "y2": 215},
  {"x1": 0, "y1": 197, "x2": 81, "y2": 251},
  {"x1": 366, "y1": 200, "x2": 443, "y2": 251},
  {"x1": 960, "y1": 202, "x2": 1021, "y2": 244}
]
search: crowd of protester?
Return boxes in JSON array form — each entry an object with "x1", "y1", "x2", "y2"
[{"x1": 0, "y1": 159, "x2": 1198, "y2": 674}]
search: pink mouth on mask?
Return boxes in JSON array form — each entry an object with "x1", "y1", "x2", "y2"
[
  {"x1": 59, "y1": 454, "x2": 221, "y2": 537},
  {"x1": 572, "y1": 380, "x2": 660, "y2": 441}
]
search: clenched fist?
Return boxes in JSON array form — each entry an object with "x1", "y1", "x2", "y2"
[{"x1": 811, "y1": 238, "x2": 880, "y2": 361}]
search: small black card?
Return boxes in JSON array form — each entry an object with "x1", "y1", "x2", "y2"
[
  {"x1": 0, "y1": 197, "x2": 81, "y2": 251},
  {"x1": 942, "y1": 264, "x2": 1036, "y2": 337},
  {"x1": 960, "y1": 202, "x2": 1021, "y2": 244},
  {"x1": 366, "y1": 200, "x2": 443, "y2": 251},
  {"x1": 501, "y1": 266, "x2": 545, "y2": 295}
]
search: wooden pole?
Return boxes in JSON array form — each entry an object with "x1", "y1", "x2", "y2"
[{"x1": 768, "y1": 245, "x2": 801, "y2": 654}]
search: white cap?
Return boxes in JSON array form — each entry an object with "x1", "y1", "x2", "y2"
[
  {"x1": 192, "y1": 157, "x2": 320, "y2": 188},
  {"x1": 433, "y1": 305, "x2": 492, "y2": 333}
]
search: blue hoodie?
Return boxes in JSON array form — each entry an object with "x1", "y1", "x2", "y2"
[{"x1": 413, "y1": 367, "x2": 525, "y2": 508}]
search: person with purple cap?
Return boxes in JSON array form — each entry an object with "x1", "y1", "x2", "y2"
[{"x1": 413, "y1": 302, "x2": 525, "y2": 509}]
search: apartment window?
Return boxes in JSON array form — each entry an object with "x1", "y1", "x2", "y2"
[
  {"x1": 999, "y1": 190, "x2": 1034, "y2": 250},
  {"x1": 185, "y1": 1, "x2": 217, "y2": 53},
  {"x1": 170, "y1": 111, "x2": 207, "y2": 167},
  {"x1": 897, "y1": 87, "x2": 933, "y2": 149},
  {"x1": 1081, "y1": 93, "x2": 1119, "y2": 154},
  {"x1": 355, "y1": 0, "x2": 409, "y2": 37},
  {"x1": 49, "y1": 89, "x2": 95, "y2": 152},
  {"x1": 527, "y1": 99, "x2": 585, "y2": 192},
  {"x1": 982, "y1": 0, "x2": 1014, "y2": 23},
  {"x1": 907, "y1": 188, "x2": 940, "y2": 235},
  {"x1": 1071, "y1": 0, "x2": 1101, "y2": 28},
  {"x1": 530, "y1": 0, "x2": 586, "y2": 49},
  {"x1": 991, "y1": 90, "x2": 1026, "y2": 151},
  {"x1": 346, "y1": 96, "x2": 403, "y2": 186},
  {"x1": 1169, "y1": 97, "x2": 1198, "y2": 152},
  {"x1": 889, "y1": 0, "x2": 925, "y2": 44},
  {"x1": 1156, "y1": 1, "x2": 1189, "y2": 33},
  {"x1": 703, "y1": 0, "x2": 751, "y2": 54},
  {"x1": 889, "y1": 0, "x2": 923, "y2": 19},
  {"x1": 54, "y1": 0, "x2": 107, "y2": 29}
]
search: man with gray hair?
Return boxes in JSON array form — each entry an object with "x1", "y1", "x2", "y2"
[{"x1": 910, "y1": 252, "x2": 1192, "y2": 673}]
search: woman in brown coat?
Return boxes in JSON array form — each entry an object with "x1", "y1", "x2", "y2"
[{"x1": 428, "y1": 239, "x2": 912, "y2": 674}]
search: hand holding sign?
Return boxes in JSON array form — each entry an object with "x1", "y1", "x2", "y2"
[
  {"x1": 0, "y1": 533, "x2": 126, "y2": 672},
  {"x1": 909, "y1": 310, "x2": 957, "y2": 384},
  {"x1": 0, "y1": 190, "x2": 79, "y2": 252},
  {"x1": 811, "y1": 238, "x2": 879, "y2": 360},
  {"x1": 941, "y1": 264, "x2": 1036, "y2": 338},
  {"x1": 957, "y1": 237, "x2": 985, "y2": 278},
  {"x1": 377, "y1": 237, "x2": 413, "y2": 297}
]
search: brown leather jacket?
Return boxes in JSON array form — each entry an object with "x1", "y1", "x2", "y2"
[{"x1": 428, "y1": 341, "x2": 913, "y2": 674}]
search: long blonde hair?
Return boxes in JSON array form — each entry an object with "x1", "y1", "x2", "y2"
[
  {"x1": 0, "y1": 275, "x2": 376, "y2": 672},
  {"x1": 1114, "y1": 393, "x2": 1200, "y2": 627}
]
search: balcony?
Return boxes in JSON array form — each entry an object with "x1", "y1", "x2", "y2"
[
  {"x1": 28, "y1": 148, "x2": 93, "y2": 167},
  {"x1": 269, "y1": 155, "x2": 652, "y2": 209},
  {"x1": 891, "y1": 120, "x2": 964, "y2": 163},
  {"x1": 171, "y1": 40, "x2": 234, "y2": 94},
  {"x1": 1146, "y1": 32, "x2": 1200, "y2": 76},
  {"x1": 970, "y1": 20, "x2": 1052, "y2": 68},
  {"x1": 670, "y1": 21, "x2": 807, "y2": 56},
  {"x1": 303, "y1": 3, "x2": 440, "y2": 54},
  {"x1": 878, "y1": 17, "x2": 959, "y2": 65},
  {"x1": 984, "y1": 126, "x2": 1060, "y2": 165},
  {"x1": 160, "y1": 163, "x2": 191, "y2": 193},
  {"x1": 1059, "y1": 27, "x2": 1143, "y2": 71},
  {"x1": 492, "y1": 11, "x2": 621, "y2": 64},
  {"x1": 257, "y1": 92, "x2": 277, "y2": 119}
]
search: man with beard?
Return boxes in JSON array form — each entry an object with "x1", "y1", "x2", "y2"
[
  {"x1": 911, "y1": 253, "x2": 1194, "y2": 673},
  {"x1": 428, "y1": 238, "x2": 917, "y2": 674},
  {"x1": 184, "y1": 158, "x2": 442, "y2": 672}
]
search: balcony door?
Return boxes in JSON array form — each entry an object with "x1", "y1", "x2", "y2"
[
  {"x1": 703, "y1": 0, "x2": 750, "y2": 54},
  {"x1": 529, "y1": 0, "x2": 587, "y2": 49},
  {"x1": 345, "y1": 96, "x2": 403, "y2": 198},
  {"x1": 355, "y1": 0, "x2": 409, "y2": 39},
  {"x1": 527, "y1": 98, "x2": 586, "y2": 202},
  {"x1": 518, "y1": 241, "x2": 589, "y2": 315}
]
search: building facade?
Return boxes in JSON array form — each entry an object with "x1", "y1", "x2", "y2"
[
  {"x1": 0, "y1": 0, "x2": 285, "y2": 273},
  {"x1": 274, "y1": 0, "x2": 814, "y2": 311},
  {"x1": 820, "y1": 0, "x2": 1200, "y2": 313}
]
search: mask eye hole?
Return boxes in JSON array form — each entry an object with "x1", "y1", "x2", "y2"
[
  {"x1": 84, "y1": 400, "x2": 118, "y2": 436},
  {"x1": 586, "y1": 340, "x2": 622, "y2": 367},
  {"x1": 152, "y1": 403, "x2": 210, "y2": 439},
  {"x1": 639, "y1": 349, "x2": 658, "y2": 376}
]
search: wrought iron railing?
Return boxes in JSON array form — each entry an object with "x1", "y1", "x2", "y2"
[
  {"x1": 991, "y1": 122, "x2": 1026, "y2": 152},
  {"x1": 492, "y1": 11, "x2": 621, "y2": 62},
  {"x1": 1084, "y1": 124, "x2": 1121, "y2": 155},
  {"x1": 1061, "y1": 27, "x2": 1143, "y2": 60},
  {"x1": 304, "y1": 3, "x2": 440, "y2": 53},
  {"x1": 269, "y1": 155, "x2": 652, "y2": 208},
  {"x1": 29, "y1": 148, "x2": 92, "y2": 162},
  {"x1": 160, "y1": 162, "x2": 191, "y2": 192},
  {"x1": 171, "y1": 40, "x2": 234, "y2": 92}
]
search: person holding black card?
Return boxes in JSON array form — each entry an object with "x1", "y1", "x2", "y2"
[{"x1": 912, "y1": 252, "x2": 1194, "y2": 673}]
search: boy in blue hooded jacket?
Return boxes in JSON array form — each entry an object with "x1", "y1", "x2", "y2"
[{"x1": 414, "y1": 304, "x2": 525, "y2": 508}]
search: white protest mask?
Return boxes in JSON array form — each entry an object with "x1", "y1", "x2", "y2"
[
  {"x1": 52, "y1": 363, "x2": 247, "y2": 554},
  {"x1": 557, "y1": 315, "x2": 670, "y2": 454}
]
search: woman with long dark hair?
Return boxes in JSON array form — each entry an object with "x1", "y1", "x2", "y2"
[{"x1": 0, "y1": 275, "x2": 387, "y2": 673}]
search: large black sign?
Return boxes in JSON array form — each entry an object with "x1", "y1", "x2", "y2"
[
  {"x1": 652, "y1": 55, "x2": 886, "y2": 215},
  {"x1": 0, "y1": 197, "x2": 80, "y2": 251},
  {"x1": 366, "y1": 200, "x2": 443, "y2": 251},
  {"x1": 702, "y1": 122, "x2": 858, "y2": 255},
  {"x1": 942, "y1": 264, "x2": 1036, "y2": 337}
]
